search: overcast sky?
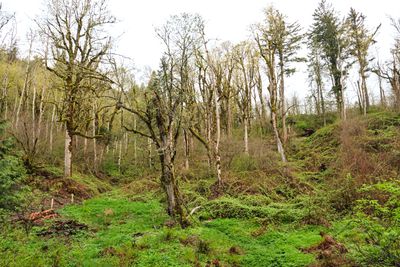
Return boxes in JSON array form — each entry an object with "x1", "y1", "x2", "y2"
[{"x1": 2, "y1": 0, "x2": 400, "y2": 101}]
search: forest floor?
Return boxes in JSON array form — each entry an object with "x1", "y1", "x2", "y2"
[
  {"x1": 1, "y1": 110, "x2": 400, "y2": 266},
  {"x1": 0, "y1": 188, "x2": 339, "y2": 267},
  {"x1": 0, "y1": 174, "x2": 361, "y2": 267}
]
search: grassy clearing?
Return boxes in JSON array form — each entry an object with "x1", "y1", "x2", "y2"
[
  {"x1": 1, "y1": 192, "x2": 324, "y2": 266},
  {"x1": 3, "y1": 111, "x2": 400, "y2": 266}
]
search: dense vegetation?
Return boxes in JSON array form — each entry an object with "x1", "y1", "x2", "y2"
[{"x1": 0, "y1": 0, "x2": 399, "y2": 266}]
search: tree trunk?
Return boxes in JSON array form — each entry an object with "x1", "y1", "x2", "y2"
[
  {"x1": 340, "y1": 85, "x2": 346, "y2": 120},
  {"x1": 159, "y1": 150, "x2": 189, "y2": 228},
  {"x1": 377, "y1": 70, "x2": 386, "y2": 107},
  {"x1": 360, "y1": 73, "x2": 367, "y2": 116},
  {"x1": 118, "y1": 139, "x2": 122, "y2": 173},
  {"x1": 279, "y1": 57, "x2": 288, "y2": 144},
  {"x1": 226, "y1": 97, "x2": 232, "y2": 138},
  {"x1": 15, "y1": 38, "x2": 33, "y2": 128},
  {"x1": 32, "y1": 85, "x2": 36, "y2": 140},
  {"x1": 64, "y1": 129, "x2": 73, "y2": 178},
  {"x1": 37, "y1": 86, "x2": 46, "y2": 138},
  {"x1": 206, "y1": 111, "x2": 212, "y2": 169},
  {"x1": 93, "y1": 124, "x2": 97, "y2": 171},
  {"x1": 214, "y1": 88, "x2": 222, "y2": 185},
  {"x1": 256, "y1": 74, "x2": 267, "y2": 133},
  {"x1": 2, "y1": 69, "x2": 9, "y2": 120},
  {"x1": 272, "y1": 111, "x2": 287, "y2": 162},
  {"x1": 147, "y1": 138, "x2": 153, "y2": 168},
  {"x1": 183, "y1": 129, "x2": 190, "y2": 170},
  {"x1": 49, "y1": 105, "x2": 56, "y2": 152},
  {"x1": 362, "y1": 73, "x2": 370, "y2": 113},
  {"x1": 356, "y1": 81, "x2": 363, "y2": 114},
  {"x1": 83, "y1": 130, "x2": 88, "y2": 157},
  {"x1": 318, "y1": 82, "x2": 326, "y2": 126},
  {"x1": 161, "y1": 153, "x2": 176, "y2": 216},
  {"x1": 244, "y1": 116, "x2": 249, "y2": 155}
]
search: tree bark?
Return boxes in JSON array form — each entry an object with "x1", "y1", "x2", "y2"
[
  {"x1": 118, "y1": 139, "x2": 122, "y2": 173},
  {"x1": 244, "y1": 116, "x2": 249, "y2": 155},
  {"x1": 256, "y1": 73, "x2": 268, "y2": 133},
  {"x1": 183, "y1": 129, "x2": 190, "y2": 170},
  {"x1": 226, "y1": 97, "x2": 232, "y2": 138},
  {"x1": 279, "y1": 57, "x2": 288, "y2": 144},
  {"x1": 271, "y1": 111, "x2": 287, "y2": 162},
  {"x1": 377, "y1": 69, "x2": 386, "y2": 107},
  {"x1": 159, "y1": 146, "x2": 189, "y2": 227},
  {"x1": 93, "y1": 119, "x2": 97, "y2": 171},
  {"x1": 214, "y1": 88, "x2": 222, "y2": 185},
  {"x1": 147, "y1": 138, "x2": 153, "y2": 168},
  {"x1": 64, "y1": 129, "x2": 73, "y2": 178},
  {"x1": 49, "y1": 105, "x2": 56, "y2": 152},
  {"x1": 317, "y1": 81, "x2": 326, "y2": 126}
]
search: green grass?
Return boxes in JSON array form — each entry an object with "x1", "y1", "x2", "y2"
[{"x1": 0, "y1": 192, "x2": 324, "y2": 266}]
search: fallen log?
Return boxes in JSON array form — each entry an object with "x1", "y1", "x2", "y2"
[{"x1": 28, "y1": 209, "x2": 58, "y2": 223}]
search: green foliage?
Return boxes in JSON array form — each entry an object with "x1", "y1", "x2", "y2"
[
  {"x1": 293, "y1": 122, "x2": 339, "y2": 174},
  {"x1": 203, "y1": 219, "x2": 322, "y2": 267},
  {"x1": 71, "y1": 172, "x2": 112, "y2": 195},
  {"x1": 331, "y1": 181, "x2": 400, "y2": 266},
  {"x1": 238, "y1": 194, "x2": 272, "y2": 206},
  {"x1": 365, "y1": 111, "x2": 400, "y2": 130},
  {"x1": 230, "y1": 153, "x2": 258, "y2": 172},
  {"x1": 310, "y1": 0, "x2": 347, "y2": 100},
  {"x1": 289, "y1": 113, "x2": 336, "y2": 135},
  {"x1": 0, "y1": 193, "x2": 326, "y2": 266},
  {"x1": 0, "y1": 155, "x2": 27, "y2": 216},
  {"x1": 306, "y1": 123, "x2": 339, "y2": 147},
  {"x1": 329, "y1": 173, "x2": 359, "y2": 212},
  {"x1": 0, "y1": 121, "x2": 26, "y2": 217},
  {"x1": 196, "y1": 239, "x2": 211, "y2": 254},
  {"x1": 357, "y1": 181, "x2": 400, "y2": 222},
  {"x1": 202, "y1": 196, "x2": 307, "y2": 224}
]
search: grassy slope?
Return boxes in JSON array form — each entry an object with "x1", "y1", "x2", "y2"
[
  {"x1": 0, "y1": 191, "x2": 324, "y2": 267},
  {"x1": 2, "y1": 110, "x2": 399, "y2": 266}
]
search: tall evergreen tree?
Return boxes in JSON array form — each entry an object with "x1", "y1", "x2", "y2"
[{"x1": 310, "y1": 0, "x2": 349, "y2": 119}]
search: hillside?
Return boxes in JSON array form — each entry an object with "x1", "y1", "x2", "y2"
[
  {"x1": 1, "y1": 110, "x2": 399, "y2": 267},
  {"x1": 1, "y1": 1, "x2": 400, "y2": 266}
]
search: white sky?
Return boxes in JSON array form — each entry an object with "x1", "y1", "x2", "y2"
[{"x1": 3, "y1": 0, "x2": 400, "y2": 103}]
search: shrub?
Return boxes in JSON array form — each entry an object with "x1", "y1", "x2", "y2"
[
  {"x1": 238, "y1": 194, "x2": 272, "y2": 206},
  {"x1": 201, "y1": 197, "x2": 307, "y2": 224},
  {"x1": 230, "y1": 154, "x2": 258, "y2": 172},
  {"x1": 289, "y1": 113, "x2": 336, "y2": 136},
  {"x1": 348, "y1": 181, "x2": 400, "y2": 266},
  {"x1": 196, "y1": 239, "x2": 211, "y2": 255},
  {"x1": 329, "y1": 174, "x2": 359, "y2": 212},
  {"x1": 0, "y1": 121, "x2": 26, "y2": 217}
]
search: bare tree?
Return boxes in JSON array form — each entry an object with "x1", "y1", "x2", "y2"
[
  {"x1": 232, "y1": 41, "x2": 258, "y2": 155},
  {"x1": 120, "y1": 13, "x2": 204, "y2": 227},
  {"x1": 193, "y1": 42, "x2": 225, "y2": 185},
  {"x1": 346, "y1": 8, "x2": 380, "y2": 116},
  {"x1": 307, "y1": 44, "x2": 327, "y2": 125},
  {"x1": 254, "y1": 7, "x2": 289, "y2": 162},
  {"x1": 37, "y1": 0, "x2": 115, "y2": 177}
]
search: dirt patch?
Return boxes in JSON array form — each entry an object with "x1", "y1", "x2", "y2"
[
  {"x1": 36, "y1": 220, "x2": 88, "y2": 237},
  {"x1": 30, "y1": 171, "x2": 95, "y2": 209},
  {"x1": 229, "y1": 246, "x2": 244, "y2": 255},
  {"x1": 209, "y1": 181, "x2": 225, "y2": 200},
  {"x1": 123, "y1": 178, "x2": 160, "y2": 195},
  {"x1": 205, "y1": 259, "x2": 221, "y2": 267},
  {"x1": 100, "y1": 246, "x2": 118, "y2": 257},
  {"x1": 38, "y1": 179, "x2": 93, "y2": 210},
  {"x1": 302, "y1": 232, "x2": 353, "y2": 267},
  {"x1": 179, "y1": 235, "x2": 199, "y2": 246},
  {"x1": 29, "y1": 209, "x2": 59, "y2": 224}
]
